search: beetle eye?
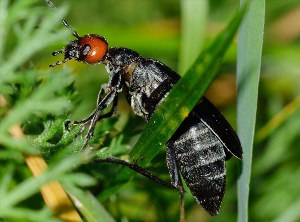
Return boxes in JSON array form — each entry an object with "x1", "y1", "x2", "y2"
[
  {"x1": 82, "y1": 45, "x2": 91, "y2": 56},
  {"x1": 80, "y1": 34, "x2": 108, "y2": 64}
]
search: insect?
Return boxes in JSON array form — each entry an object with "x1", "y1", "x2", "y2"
[{"x1": 47, "y1": 0, "x2": 243, "y2": 217}]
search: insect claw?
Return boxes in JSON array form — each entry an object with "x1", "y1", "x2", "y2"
[
  {"x1": 81, "y1": 131, "x2": 94, "y2": 151},
  {"x1": 65, "y1": 119, "x2": 88, "y2": 138},
  {"x1": 65, "y1": 119, "x2": 91, "y2": 151}
]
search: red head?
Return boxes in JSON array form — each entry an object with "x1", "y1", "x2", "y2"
[
  {"x1": 46, "y1": 0, "x2": 109, "y2": 67},
  {"x1": 50, "y1": 33, "x2": 108, "y2": 67}
]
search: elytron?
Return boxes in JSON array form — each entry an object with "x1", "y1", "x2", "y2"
[{"x1": 46, "y1": 0, "x2": 243, "y2": 217}]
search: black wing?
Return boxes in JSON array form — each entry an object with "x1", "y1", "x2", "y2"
[
  {"x1": 136, "y1": 59, "x2": 243, "y2": 214},
  {"x1": 166, "y1": 97, "x2": 242, "y2": 215},
  {"x1": 148, "y1": 59, "x2": 242, "y2": 159},
  {"x1": 193, "y1": 97, "x2": 243, "y2": 160}
]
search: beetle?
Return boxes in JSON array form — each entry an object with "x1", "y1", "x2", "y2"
[{"x1": 47, "y1": 0, "x2": 243, "y2": 217}]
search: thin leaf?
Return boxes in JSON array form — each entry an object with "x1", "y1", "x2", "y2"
[
  {"x1": 66, "y1": 186, "x2": 115, "y2": 222},
  {"x1": 237, "y1": 0, "x2": 265, "y2": 221},
  {"x1": 178, "y1": 0, "x2": 208, "y2": 74},
  {"x1": 0, "y1": 164, "x2": 14, "y2": 199},
  {"x1": 0, "y1": 0, "x2": 8, "y2": 61},
  {"x1": 0, "y1": 5, "x2": 68, "y2": 77},
  {"x1": 256, "y1": 95, "x2": 300, "y2": 142},
  {"x1": 0, "y1": 153, "x2": 87, "y2": 209},
  {"x1": 274, "y1": 199, "x2": 300, "y2": 222},
  {"x1": 1, "y1": 207, "x2": 59, "y2": 222},
  {"x1": 0, "y1": 71, "x2": 72, "y2": 132}
]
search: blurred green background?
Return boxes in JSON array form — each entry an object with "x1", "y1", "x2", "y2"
[{"x1": 1, "y1": 0, "x2": 300, "y2": 221}]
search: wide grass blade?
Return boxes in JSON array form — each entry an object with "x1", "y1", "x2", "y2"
[
  {"x1": 237, "y1": 0, "x2": 265, "y2": 221},
  {"x1": 129, "y1": 4, "x2": 247, "y2": 166}
]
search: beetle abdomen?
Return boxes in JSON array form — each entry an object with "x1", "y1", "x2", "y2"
[{"x1": 170, "y1": 119, "x2": 226, "y2": 215}]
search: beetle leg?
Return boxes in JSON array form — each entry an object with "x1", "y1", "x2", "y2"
[
  {"x1": 93, "y1": 157, "x2": 176, "y2": 189},
  {"x1": 81, "y1": 89, "x2": 118, "y2": 150},
  {"x1": 94, "y1": 154, "x2": 185, "y2": 221},
  {"x1": 96, "y1": 83, "x2": 108, "y2": 105},
  {"x1": 96, "y1": 93, "x2": 118, "y2": 121},
  {"x1": 179, "y1": 184, "x2": 185, "y2": 222},
  {"x1": 71, "y1": 84, "x2": 107, "y2": 126},
  {"x1": 66, "y1": 84, "x2": 117, "y2": 131},
  {"x1": 166, "y1": 141, "x2": 185, "y2": 222},
  {"x1": 166, "y1": 141, "x2": 181, "y2": 187}
]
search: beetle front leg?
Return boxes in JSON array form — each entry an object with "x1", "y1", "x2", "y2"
[
  {"x1": 80, "y1": 90, "x2": 118, "y2": 150},
  {"x1": 69, "y1": 84, "x2": 108, "y2": 127},
  {"x1": 65, "y1": 84, "x2": 118, "y2": 132}
]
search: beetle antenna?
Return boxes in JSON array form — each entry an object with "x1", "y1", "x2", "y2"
[
  {"x1": 62, "y1": 19, "x2": 80, "y2": 39},
  {"x1": 49, "y1": 57, "x2": 71, "y2": 68},
  {"x1": 45, "y1": 0, "x2": 80, "y2": 39}
]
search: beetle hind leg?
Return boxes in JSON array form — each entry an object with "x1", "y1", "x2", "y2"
[{"x1": 166, "y1": 141, "x2": 185, "y2": 222}]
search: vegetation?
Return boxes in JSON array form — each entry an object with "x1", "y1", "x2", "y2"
[{"x1": 0, "y1": 0, "x2": 300, "y2": 221}]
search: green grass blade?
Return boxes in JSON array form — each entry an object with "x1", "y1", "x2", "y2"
[
  {"x1": 274, "y1": 199, "x2": 300, "y2": 222},
  {"x1": 1, "y1": 153, "x2": 86, "y2": 209},
  {"x1": 1, "y1": 208, "x2": 58, "y2": 222},
  {"x1": 0, "y1": 0, "x2": 8, "y2": 61},
  {"x1": 178, "y1": 0, "x2": 208, "y2": 74},
  {"x1": 237, "y1": 0, "x2": 265, "y2": 221},
  {"x1": 66, "y1": 187, "x2": 115, "y2": 222},
  {"x1": 129, "y1": 5, "x2": 247, "y2": 166}
]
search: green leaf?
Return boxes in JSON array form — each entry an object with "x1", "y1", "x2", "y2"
[
  {"x1": 66, "y1": 186, "x2": 115, "y2": 222},
  {"x1": 129, "y1": 4, "x2": 247, "y2": 166},
  {"x1": 0, "y1": 70, "x2": 72, "y2": 133},
  {"x1": 0, "y1": 164, "x2": 14, "y2": 199},
  {"x1": 178, "y1": 0, "x2": 208, "y2": 74},
  {"x1": 274, "y1": 199, "x2": 300, "y2": 222},
  {"x1": 237, "y1": 0, "x2": 265, "y2": 221},
  {"x1": 0, "y1": 153, "x2": 87, "y2": 209},
  {"x1": 1, "y1": 207, "x2": 59, "y2": 222},
  {"x1": 0, "y1": 4, "x2": 68, "y2": 78}
]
